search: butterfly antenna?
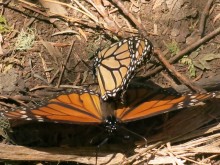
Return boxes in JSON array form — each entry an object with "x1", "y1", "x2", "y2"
[
  {"x1": 119, "y1": 126, "x2": 147, "y2": 145},
  {"x1": 95, "y1": 137, "x2": 109, "y2": 165}
]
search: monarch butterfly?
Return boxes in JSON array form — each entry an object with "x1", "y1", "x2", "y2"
[
  {"x1": 1, "y1": 88, "x2": 216, "y2": 133},
  {"x1": 93, "y1": 36, "x2": 154, "y2": 101}
]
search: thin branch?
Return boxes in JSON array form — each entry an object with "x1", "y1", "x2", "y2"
[
  {"x1": 144, "y1": 26, "x2": 220, "y2": 78},
  {"x1": 199, "y1": 0, "x2": 214, "y2": 37},
  {"x1": 174, "y1": 75, "x2": 220, "y2": 93},
  {"x1": 154, "y1": 49, "x2": 205, "y2": 93},
  {"x1": 86, "y1": 0, "x2": 119, "y2": 33},
  {"x1": 111, "y1": 0, "x2": 147, "y2": 36},
  {"x1": 57, "y1": 40, "x2": 75, "y2": 87}
]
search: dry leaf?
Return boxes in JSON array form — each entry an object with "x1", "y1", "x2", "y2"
[
  {"x1": 41, "y1": 40, "x2": 63, "y2": 65},
  {"x1": 39, "y1": 0, "x2": 68, "y2": 16},
  {"x1": 194, "y1": 53, "x2": 220, "y2": 70},
  {"x1": 52, "y1": 30, "x2": 79, "y2": 36}
]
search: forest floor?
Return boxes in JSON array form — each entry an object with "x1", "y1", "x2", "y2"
[{"x1": 0, "y1": 0, "x2": 220, "y2": 164}]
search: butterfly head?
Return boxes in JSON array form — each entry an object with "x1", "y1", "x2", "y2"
[{"x1": 103, "y1": 115, "x2": 118, "y2": 134}]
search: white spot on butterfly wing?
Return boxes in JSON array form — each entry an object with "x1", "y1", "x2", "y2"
[
  {"x1": 190, "y1": 99, "x2": 198, "y2": 103},
  {"x1": 21, "y1": 115, "x2": 28, "y2": 119},
  {"x1": 189, "y1": 95, "x2": 197, "y2": 98},
  {"x1": 20, "y1": 111, "x2": 27, "y2": 114}
]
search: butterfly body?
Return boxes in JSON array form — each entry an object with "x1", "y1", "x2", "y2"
[
  {"x1": 93, "y1": 36, "x2": 154, "y2": 101},
  {"x1": 103, "y1": 115, "x2": 118, "y2": 134}
]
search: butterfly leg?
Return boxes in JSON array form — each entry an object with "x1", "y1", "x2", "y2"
[{"x1": 95, "y1": 137, "x2": 109, "y2": 165}]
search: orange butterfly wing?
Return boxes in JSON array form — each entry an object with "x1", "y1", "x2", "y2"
[
  {"x1": 116, "y1": 88, "x2": 216, "y2": 122},
  {"x1": 95, "y1": 40, "x2": 132, "y2": 99},
  {"x1": 94, "y1": 37, "x2": 153, "y2": 101},
  {"x1": 2, "y1": 89, "x2": 103, "y2": 124}
]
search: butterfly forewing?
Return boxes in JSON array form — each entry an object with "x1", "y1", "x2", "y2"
[
  {"x1": 116, "y1": 91, "x2": 216, "y2": 122},
  {"x1": 116, "y1": 87, "x2": 160, "y2": 119},
  {"x1": 80, "y1": 92, "x2": 102, "y2": 118},
  {"x1": 2, "y1": 89, "x2": 103, "y2": 124},
  {"x1": 128, "y1": 37, "x2": 153, "y2": 64}
]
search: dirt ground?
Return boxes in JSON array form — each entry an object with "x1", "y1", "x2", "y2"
[{"x1": 0, "y1": 0, "x2": 220, "y2": 164}]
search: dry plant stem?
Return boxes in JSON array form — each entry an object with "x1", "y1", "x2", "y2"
[
  {"x1": 29, "y1": 85, "x2": 64, "y2": 92},
  {"x1": 74, "y1": 52, "x2": 91, "y2": 69},
  {"x1": 24, "y1": 13, "x2": 39, "y2": 29},
  {"x1": 71, "y1": 0, "x2": 98, "y2": 22},
  {"x1": 0, "y1": 0, "x2": 11, "y2": 6},
  {"x1": 175, "y1": 155, "x2": 202, "y2": 165},
  {"x1": 111, "y1": 0, "x2": 147, "y2": 36},
  {"x1": 86, "y1": 0, "x2": 119, "y2": 32},
  {"x1": 0, "y1": 95, "x2": 29, "y2": 106},
  {"x1": 144, "y1": 26, "x2": 220, "y2": 78},
  {"x1": 15, "y1": 0, "x2": 98, "y2": 27},
  {"x1": 199, "y1": 0, "x2": 213, "y2": 37},
  {"x1": 129, "y1": 147, "x2": 161, "y2": 165},
  {"x1": 8, "y1": 0, "x2": 111, "y2": 32},
  {"x1": 193, "y1": 72, "x2": 203, "y2": 82},
  {"x1": 125, "y1": 142, "x2": 163, "y2": 164},
  {"x1": 0, "y1": 101, "x2": 15, "y2": 108},
  {"x1": 19, "y1": 2, "x2": 49, "y2": 17},
  {"x1": 0, "y1": 1, "x2": 6, "y2": 15},
  {"x1": 39, "y1": 53, "x2": 51, "y2": 82},
  {"x1": 57, "y1": 40, "x2": 75, "y2": 87},
  {"x1": 19, "y1": 2, "x2": 80, "y2": 23},
  {"x1": 19, "y1": 0, "x2": 98, "y2": 22},
  {"x1": 173, "y1": 74, "x2": 220, "y2": 93},
  {"x1": 203, "y1": 154, "x2": 219, "y2": 163},
  {"x1": 154, "y1": 49, "x2": 204, "y2": 93},
  {"x1": 49, "y1": 69, "x2": 60, "y2": 84}
]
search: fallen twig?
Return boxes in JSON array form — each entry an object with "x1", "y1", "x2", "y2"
[
  {"x1": 199, "y1": 0, "x2": 214, "y2": 37},
  {"x1": 154, "y1": 49, "x2": 205, "y2": 92},
  {"x1": 57, "y1": 39, "x2": 75, "y2": 87},
  {"x1": 86, "y1": 0, "x2": 119, "y2": 33},
  {"x1": 174, "y1": 74, "x2": 220, "y2": 93},
  {"x1": 111, "y1": 0, "x2": 147, "y2": 36},
  {"x1": 144, "y1": 26, "x2": 220, "y2": 78}
]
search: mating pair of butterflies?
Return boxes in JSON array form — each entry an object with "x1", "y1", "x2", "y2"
[{"x1": 0, "y1": 36, "x2": 217, "y2": 133}]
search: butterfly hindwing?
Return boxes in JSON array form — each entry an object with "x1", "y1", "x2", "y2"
[{"x1": 93, "y1": 36, "x2": 154, "y2": 101}]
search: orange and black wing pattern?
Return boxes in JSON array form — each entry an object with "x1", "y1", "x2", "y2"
[
  {"x1": 93, "y1": 36, "x2": 153, "y2": 101},
  {"x1": 116, "y1": 88, "x2": 216, "y2": 122},
  {"x1": 1, "y1": 89, "x2": 103, "y2": 124},
  {"x1": 128, "y1": 36, "x2": 153, "y2": 66}
]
